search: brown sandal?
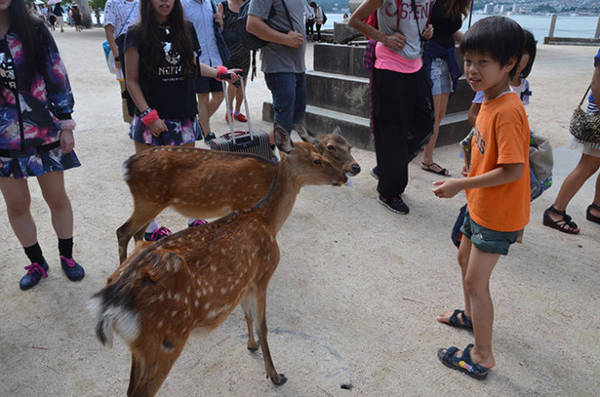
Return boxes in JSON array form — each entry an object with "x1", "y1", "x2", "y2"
[
  {"x1": 421, "y1": 162, "x2": 450, "y2": 176},
  {"x1": 543, "y1": 206, "x2": 580, "y2": 234},
  {"x1": 587, "y1": 203, "x2": 600, "y2": 224}
]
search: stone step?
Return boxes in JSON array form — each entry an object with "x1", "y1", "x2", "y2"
[
  {"x1": 305, "y1": 71, "x2": 474, "y2": 119},
  {"x1": 313, "y1": 43, "x2": 466, "y2": 79},
  {"x1": 262, "y1": 101, "x2": 470, "y2": 151}
]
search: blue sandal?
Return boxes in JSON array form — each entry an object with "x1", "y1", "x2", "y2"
[
  {"x1": 445, "y1": 309, "x2": 473, "y2": 331},
  {"x1": 438, "y1": 344, "x2": 489, "y2": 380}
]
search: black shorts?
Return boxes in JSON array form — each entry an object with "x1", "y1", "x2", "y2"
[{"x1": 195, "y1": 76, "x2": 223, "y2": 94}]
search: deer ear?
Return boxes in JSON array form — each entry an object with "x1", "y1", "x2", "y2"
[
  {"x1": 295, "y1": 124, "x2": 318, "y2": 146},
  {"x1": 331, "y1": 126, "x2": 342, "y2": 135}
]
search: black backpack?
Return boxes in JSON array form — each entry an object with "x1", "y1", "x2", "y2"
[
  {"x1": 322, "y1": 10, "x2": 327, "y2": 25},
  {"x1": 236, "y1": 0, "x2": 293, "y2": 51}
]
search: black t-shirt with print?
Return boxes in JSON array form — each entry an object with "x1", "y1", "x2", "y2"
[{"x1": 124, "y1": 22, "x2": 200, "y2": 119}]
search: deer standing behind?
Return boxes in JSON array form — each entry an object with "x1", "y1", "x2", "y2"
[
  {"x1": 116, "y1": 127, "x2": 360, "y2": 262},
  {"x1": 90, "y1": 143, "x2": 350, "y2": 397}
]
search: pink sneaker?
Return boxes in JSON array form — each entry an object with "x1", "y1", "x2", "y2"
[{"x1": 144, "y1": 226, "x2": 172, "y2": 241}]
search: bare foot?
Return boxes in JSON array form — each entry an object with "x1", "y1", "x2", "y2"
[{"x1": 469, "y1": 346, "x2": 495, "y2": 369}]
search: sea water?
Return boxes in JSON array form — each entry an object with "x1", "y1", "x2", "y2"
[{"x1": 323, "y1": 13, "x2": 599, "y2": 42}]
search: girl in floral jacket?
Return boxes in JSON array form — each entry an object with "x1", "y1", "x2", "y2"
[{"x1": 0, "y1": 0, "x2": 84, "y2": 290}]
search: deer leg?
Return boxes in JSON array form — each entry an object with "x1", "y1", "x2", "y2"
[
  {"x1": 255, "y1": 290, "x2": 287, "y2": 386},
  {"x1": 117, "y1": 202, "x2": 162, "y2": 263},
  {"x1": 127, "y1": 335, "x2": 187, "y2": 397},
  {"x1": 241, "y1": 294, "x2": 259, "y2": 352}
]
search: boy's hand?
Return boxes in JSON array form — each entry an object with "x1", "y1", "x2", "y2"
[
  {"x1": 461, "y1": 164, "x2": 469, "y2": 177},
  {"x1": 432, "y1": 178, "x2": 464, "y2": 198}
]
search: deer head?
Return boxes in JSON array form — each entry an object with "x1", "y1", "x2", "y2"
[{"x1": 296, "y1": 126, "x2": 361, "y2": 176}]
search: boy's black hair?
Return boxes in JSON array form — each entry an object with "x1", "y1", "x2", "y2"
[
  {"x1": 520, "y1": 29, "x2": 537, "y2": 78},
  {"x1": 460, "y1": 16, "x2": 524, "y2": 79}
]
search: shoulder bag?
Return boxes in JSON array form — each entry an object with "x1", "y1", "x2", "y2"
[{"x1": 570, "y1": 85, "x2": 600, "y2": 145}]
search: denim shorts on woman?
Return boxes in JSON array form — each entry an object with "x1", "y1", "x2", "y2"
[
  {"x1": 460, "y1": 209, "x2": 522, "y2": 255},
  {"x1": 430, "y1": 57, "x2": 452, "y2": 96}
]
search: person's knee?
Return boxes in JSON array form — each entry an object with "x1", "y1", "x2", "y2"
[
  {"x1": 457, "y1": 250, "x2": 469, "y2": 269},
  {"x1": 6, "y1": 195, "x2": 31, "y2": 217},
  {"x1": 43, "y1": 189, "x2": 71, "y2": 212},
  {"x1": 463, "y1": 275, "x2": 488, "y2": 298}
]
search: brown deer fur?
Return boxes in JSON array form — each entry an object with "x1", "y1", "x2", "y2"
[
  {"x1": 90, "y1": 145, "x2": 349, "y2": 397},
  {"x1": 116, "y1": 133, "x2": 359, "y2": 263}
]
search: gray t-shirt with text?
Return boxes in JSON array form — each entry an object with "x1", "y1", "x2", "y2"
[
  {"x1": 377, "y1": 0, "x2": 432, "y2": 60},
  {"x1": 248, "y1": 0, "x2": 306, "y2": 73}
]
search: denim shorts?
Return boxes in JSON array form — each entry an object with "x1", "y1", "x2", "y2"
[
  {"x1": 264, "y1": 72, "x2": 306, "y2": 133},
  {"x1": 460, "y1": 209, "x2": 521, "y2": 255},
  {"x1": 430, "y1": 57, "x2": 452, "y2": 96}
]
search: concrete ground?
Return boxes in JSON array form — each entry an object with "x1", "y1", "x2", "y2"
[{"x1": 0, "y1": 28, "x2": 599, "y2": 397}]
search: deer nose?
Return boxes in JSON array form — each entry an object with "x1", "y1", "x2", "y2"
[{"x1": 350, "y1": 164, "x2": 361, "y2": 175}]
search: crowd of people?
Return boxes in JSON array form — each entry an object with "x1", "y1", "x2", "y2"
[
  {"x1": 3, "y1": 0, "x2": 600, "y2": 383},
  {"x1": 27, "y1": 1, "x2": 84, "y2": 32}
]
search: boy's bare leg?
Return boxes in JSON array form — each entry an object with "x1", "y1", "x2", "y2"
[
  {"x1": 464, "y1": 245, "x2": 500, "y2": 369},
  {"x1": 437, "y1": 236, "x2": 472, "y2": 324}
]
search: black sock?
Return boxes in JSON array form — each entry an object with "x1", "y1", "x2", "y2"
[
  {"x1": 24, "y1": 243, "x2": 45, "y2": 265},
  {"x1": 58, "y1": 238, "x2": 73, "y2": 259}
]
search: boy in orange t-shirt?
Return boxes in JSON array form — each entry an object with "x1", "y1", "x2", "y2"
[{"x1": 431, "y1": 17, "x2": 530, "y2": 380}]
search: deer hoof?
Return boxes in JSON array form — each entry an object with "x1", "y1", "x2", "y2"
[
  {"x1": 270, "y1": 373, "x2": 287, "y2": 386},
  {"x1": 247, "y1": 344, "x2": 259, "y2": 352}
]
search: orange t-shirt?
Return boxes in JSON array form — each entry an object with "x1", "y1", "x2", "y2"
[{"x1": 466, "y1": 92, "x2": 530, "y2": 232}]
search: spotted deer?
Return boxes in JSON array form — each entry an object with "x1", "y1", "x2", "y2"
[
  {"x1": 90, "y1": 143, "x2": 349, "y2": 397},
  {"x1": 116, "y1": 127, "x2": 360, "y2": 263}
]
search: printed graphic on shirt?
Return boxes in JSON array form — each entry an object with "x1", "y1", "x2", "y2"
[
  {"x1": 157, "y1": 27, "x2": 185, "y2": 81},
  {"x1": 0, "y1": 50, "x2": 16, "y2": 90},
  {"x1": 473, "y1": 126, "x2": 486, "y2": 155}
]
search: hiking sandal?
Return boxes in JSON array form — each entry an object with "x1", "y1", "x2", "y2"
[
  {"x1": 443, "y1": 309, "x2": 473, "y2": 330},
  {"x1": 438, "y1": 344, "x2": 489, "y2": 380},
  {"x1": 543, "y1": 206, "x2": 579, "y2": 234},
  {"x1": 586, "y1": 203, "x2": 600, "y2": 225}
]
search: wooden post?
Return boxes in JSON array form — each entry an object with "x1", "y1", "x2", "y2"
[
  {"x1": 548, "y1": 14, "x2": 557, "y2": 38},
  {"x1": 595, "y1": 15, "x2": 600, "y2": 39}
]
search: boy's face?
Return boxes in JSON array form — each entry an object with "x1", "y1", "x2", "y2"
[{"x1": 464, "y1": 51, "x2": 517, "y2": 97}]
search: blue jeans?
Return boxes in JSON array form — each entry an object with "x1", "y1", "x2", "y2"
[
  {"x1": 460, "y1": 209, "x2": 522, "y2": 255},
  {"x1": 264, "y1": 72, "x2": 306, "y2": 133}
]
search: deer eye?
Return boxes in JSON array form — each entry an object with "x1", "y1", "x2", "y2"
[
  {"x1": 313, "y1": 159, "x2": 321, "y2": 165},
  {"x1": 327, "y1": 145, "x2": 335, "y2": 151}
]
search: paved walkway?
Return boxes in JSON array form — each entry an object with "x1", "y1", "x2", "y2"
[{"x1": 0, "y1": 28, "x2": 598, "y2": 397}]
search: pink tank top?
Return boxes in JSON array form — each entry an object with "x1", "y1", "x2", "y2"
[{"x1": 374, "y1": 42, "x2": 422, "y2": 74}]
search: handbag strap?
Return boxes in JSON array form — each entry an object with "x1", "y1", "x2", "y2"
[
  {"x1": 117, "y1": 1, "x2": 137, "y2": 37},
  {"x1": 279, "y1": 0, "x2": 294, "y2": 32},
  {"x1": 579, "y1": 85, "x2": 592, "y2": 108}
]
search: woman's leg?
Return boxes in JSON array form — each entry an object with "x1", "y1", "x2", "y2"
[
  {"x1": 197, "y1": 93, "x2": 211, "y2": 138},
  {"x1": 550, "y1": 153, "x2": 600, "y2": 219},
  {"x1": 592, "y1": 172, "x2": 600, "y2": 217},
  {"x1": 36, "y1": 171, "x2": 72, "y2": 239},
  {"x1": 0, "y1": 177, "x2": 36, "y2": 247},
  {"x1": 422, "y1": 92, "x2": 450, "y2": 169},
  {"x1": 234, "y1": 78, "x2": 247, "y2": 114},
  {"x1": 208, "y1": 91, "x2": 224, "y2": 118},
  {"x1": 226, "y1": 82, "x2": 236, "y2": 117}
]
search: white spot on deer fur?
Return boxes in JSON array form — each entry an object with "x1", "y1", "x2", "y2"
[
  {"x1": 227, "y1": 277, "x2": 232, "y2": 282},
  {"x1": 171, "y1": 311, "x2": 177, "y2": 317},
  {"x1": 158, "y1": 320, "x2": 163, "y2": 328},
  {"x1": 172, "y1": 198, "x2": 181, "y2": 203},
  {"x1": 220, "y1": 288, "x2": 227, "y2": 295},
  {"x1": 220, "y1": 248, "x2": 226, "y2": 255},
  {"x1": 173, "y1": 261, "x2": 180, "y2": 272},
  {"x1": 166, "y1": 263, "x2": 171, "y2": 272},
  {"x1": 204, "y1": 303, "x2": 210, "y2": 310},
  {"x1": 194, "y1": 300, "x2": 199, "y2": 307},
  {"x1": 158, "y1": 294, "x2": 164, "y2": 301},
  {"x1": 174, "y1": 293, "x2": 180, "y2": 302},
  {"x1": 208, "y1": 286, "x2": 214, "y2": 293},
  {"x1": 167, "y1": 291, "x2": 172, "y2": 299},
  {"x1": 207, "y1": 310, "x2": 217, "y2": 319},
  {"x1": 210, "y1": 265, "x2": 216, "y2": 272},
  {"x1": 186, "y1": 286, "x2": 191, "y2": 293},
  {"x1": 184, "y1": 297, "x2": 189, "y2": 305}
]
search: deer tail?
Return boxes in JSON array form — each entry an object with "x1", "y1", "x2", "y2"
[{"x1": 89, "y1": 283, "x2": 140, "y2": 349}]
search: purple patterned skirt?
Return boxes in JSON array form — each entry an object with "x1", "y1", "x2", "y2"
[{"x1": 129, "y1": 116, "x2": 202, "y2": 146}]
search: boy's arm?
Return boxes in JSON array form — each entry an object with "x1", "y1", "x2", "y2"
[{"x1": 432, "y1": 163, "x2": 524, "y2": 198}]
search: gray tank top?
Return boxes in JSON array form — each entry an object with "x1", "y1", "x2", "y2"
[{"x1": 377, "y1": 0, "x2": 433, "y2": 60}]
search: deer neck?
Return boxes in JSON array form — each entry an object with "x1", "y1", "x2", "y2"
[{"x1": 257, "y1": 155, "x2": 302, "y2": 234}]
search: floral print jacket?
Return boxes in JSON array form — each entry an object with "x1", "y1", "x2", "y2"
[{"x1": 0, "y1": 24, "x2": 74, "y2": 154}]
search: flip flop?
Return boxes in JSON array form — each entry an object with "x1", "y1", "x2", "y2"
[
  {"x1": 421, "y1": 161, "x2": 450, "y2": 176},
  {"x1": 438, "y1": 344, "x2": 489, "y2": 380}
]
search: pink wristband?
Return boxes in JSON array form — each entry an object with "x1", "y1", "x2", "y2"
[
  {"x1": 141, "y1": 109, "x2": 159, "y2": 126},
  {"x1": 215, "y1": 65, "x2": 228, "y2": 81},
  {"x1": 59, "y1": 119, "x2": 76, "y2": 131}
]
